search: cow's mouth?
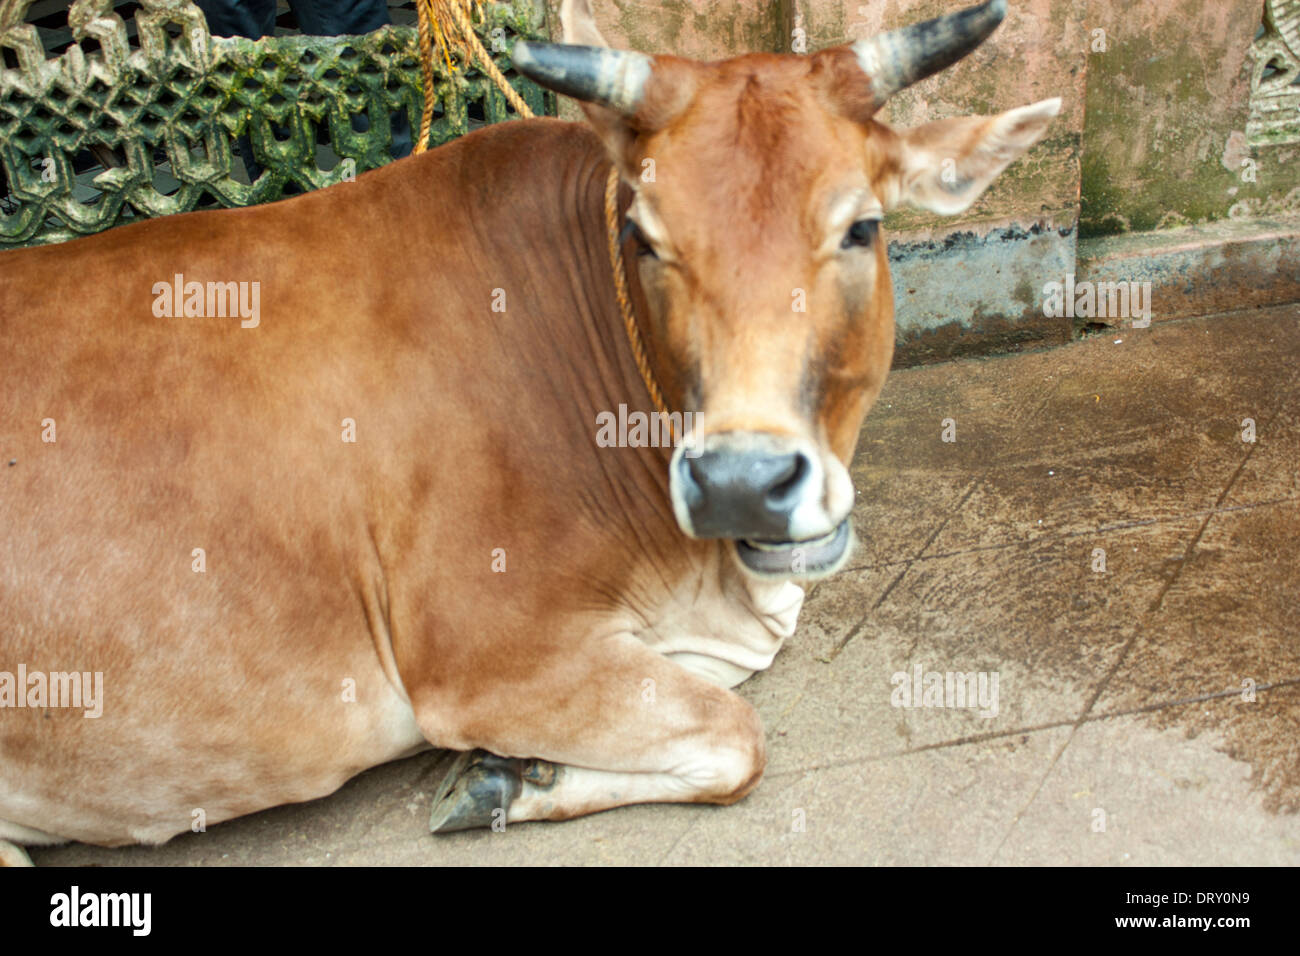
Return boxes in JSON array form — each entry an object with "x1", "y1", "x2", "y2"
[{"x1": 734, "y1": 519, "x2": 852, "y2": 577}]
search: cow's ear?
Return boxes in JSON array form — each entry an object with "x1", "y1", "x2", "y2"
[
  {"x1": 881, "y1": 98, "x2": 1061, "y2": 215},
  {"x1": 560, "y1": 0, "x2": 609, "y2": 46}
]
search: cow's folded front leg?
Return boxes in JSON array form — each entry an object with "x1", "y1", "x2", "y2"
[
  {"x1": 413, "y1": 633, "x2": 766, "y2": 831},
  {"x1": 427, "y1": 745, "x2": 757, "y2": 832}
]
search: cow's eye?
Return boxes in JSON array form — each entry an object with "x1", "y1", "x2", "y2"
[
  {"x1": 621, "y1": 218, "x2": 659, "y2": 259},
  {"x1": 841, "y1": 218, "x2": 880, "y2": 250}
]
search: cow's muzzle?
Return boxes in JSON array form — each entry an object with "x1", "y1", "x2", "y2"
[
  {"x1": 669, "y1": 432, "x2": 854, "y2": 578},
  {"x1": 677, "y1": 443, "x2": 812, "y2": 540}
]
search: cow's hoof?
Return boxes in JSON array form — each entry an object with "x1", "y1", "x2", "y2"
[{"x1": 428, "y1": 750, "x2": 525, "y2": 833}]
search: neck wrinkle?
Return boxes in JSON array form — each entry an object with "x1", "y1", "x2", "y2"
[{"x1": 565, "y1": 145, "x2": 677, "y2": 516}]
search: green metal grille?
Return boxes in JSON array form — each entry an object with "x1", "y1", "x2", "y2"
[{"x1": 0, "y1": 0, "x2": 553, "y2": 248}]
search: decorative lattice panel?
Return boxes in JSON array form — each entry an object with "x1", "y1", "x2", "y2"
[
  {"x1": 0, "y1": 0, "x2": 553, "y2": 248},
  {"x1": 1247, "y1": 0, "x2": 1300, "y2": 147}
]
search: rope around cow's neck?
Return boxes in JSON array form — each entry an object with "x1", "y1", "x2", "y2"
[
  {"x1": 410, "y1": 3, "x2": 673, "y2": 439},
  {"x1": 604, "y1": 166, "x2": 676, "y2": 441}
]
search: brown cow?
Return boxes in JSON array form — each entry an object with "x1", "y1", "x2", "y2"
[{"x1": 0, "y1": 0, "x2": 1055, "y2": 862}]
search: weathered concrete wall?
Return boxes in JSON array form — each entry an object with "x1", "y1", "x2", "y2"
[
  {"x1": 887, "y1": 222, "x2": 1075, "y2": 365},
  {"x1": 1081, "y1": 0, "x2": 1300, "y2": 237},
  {"x1": 542, "y1": 0, "x2": 781, "y2": 63},
  {"x1": 1077, "y1": 216, "x2": 1300, "y2": 328}
]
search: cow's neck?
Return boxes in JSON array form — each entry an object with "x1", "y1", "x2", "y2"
[
  {"x1": 414, "y1": 117, "x2": 704, "y2": 599},
  {"x1": 376, "y1": 117, "x2": 796, "y2": 675}
]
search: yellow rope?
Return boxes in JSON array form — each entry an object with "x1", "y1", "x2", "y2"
[
  {"x1": 605, "y1": 166, "x2": 675, "y2": 439},
  {"x1": 413, "y1": 0, "x2": 534, "y2": 156},
  {"x1": 445, "y1": 0, "x2": 535, "y2": 118},
  {"x1": 409, "y1": 5, "x2": 671, "y2": 437},
  {"x1": 414, "y1": 0, "x2": 437, "y2": 154}
]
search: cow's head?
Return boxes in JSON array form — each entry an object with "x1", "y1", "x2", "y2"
[{"x1": 515, "y1": 0, "x2": 1058, "y2": 579}]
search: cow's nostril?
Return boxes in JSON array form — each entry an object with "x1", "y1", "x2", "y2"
[
  {"x1": 687, "y1": 455, "x2": 707, "y2": 487},
  {"x1": 765, "y1": 453, "x2": 809, "y2": 508},
  {"x1": 678, "y1": 454, "x2": 705, "y2": 510}
]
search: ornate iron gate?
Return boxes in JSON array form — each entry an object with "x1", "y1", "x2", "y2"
[{"x1": 0, "y1": 0, "x2": 552, "y2": 248}]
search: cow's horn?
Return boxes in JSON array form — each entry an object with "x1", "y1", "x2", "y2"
[
  {"x1": 853, "y1": 0, "x2": 1007, "y2": 108},
  {"x1": 512, "y1": 42, "x2": 653, "y2": 116}
]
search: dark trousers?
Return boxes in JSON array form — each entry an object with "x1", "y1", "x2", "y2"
[{"x1": 197, "y1": 0, "x2": 414, "y2": 179}]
